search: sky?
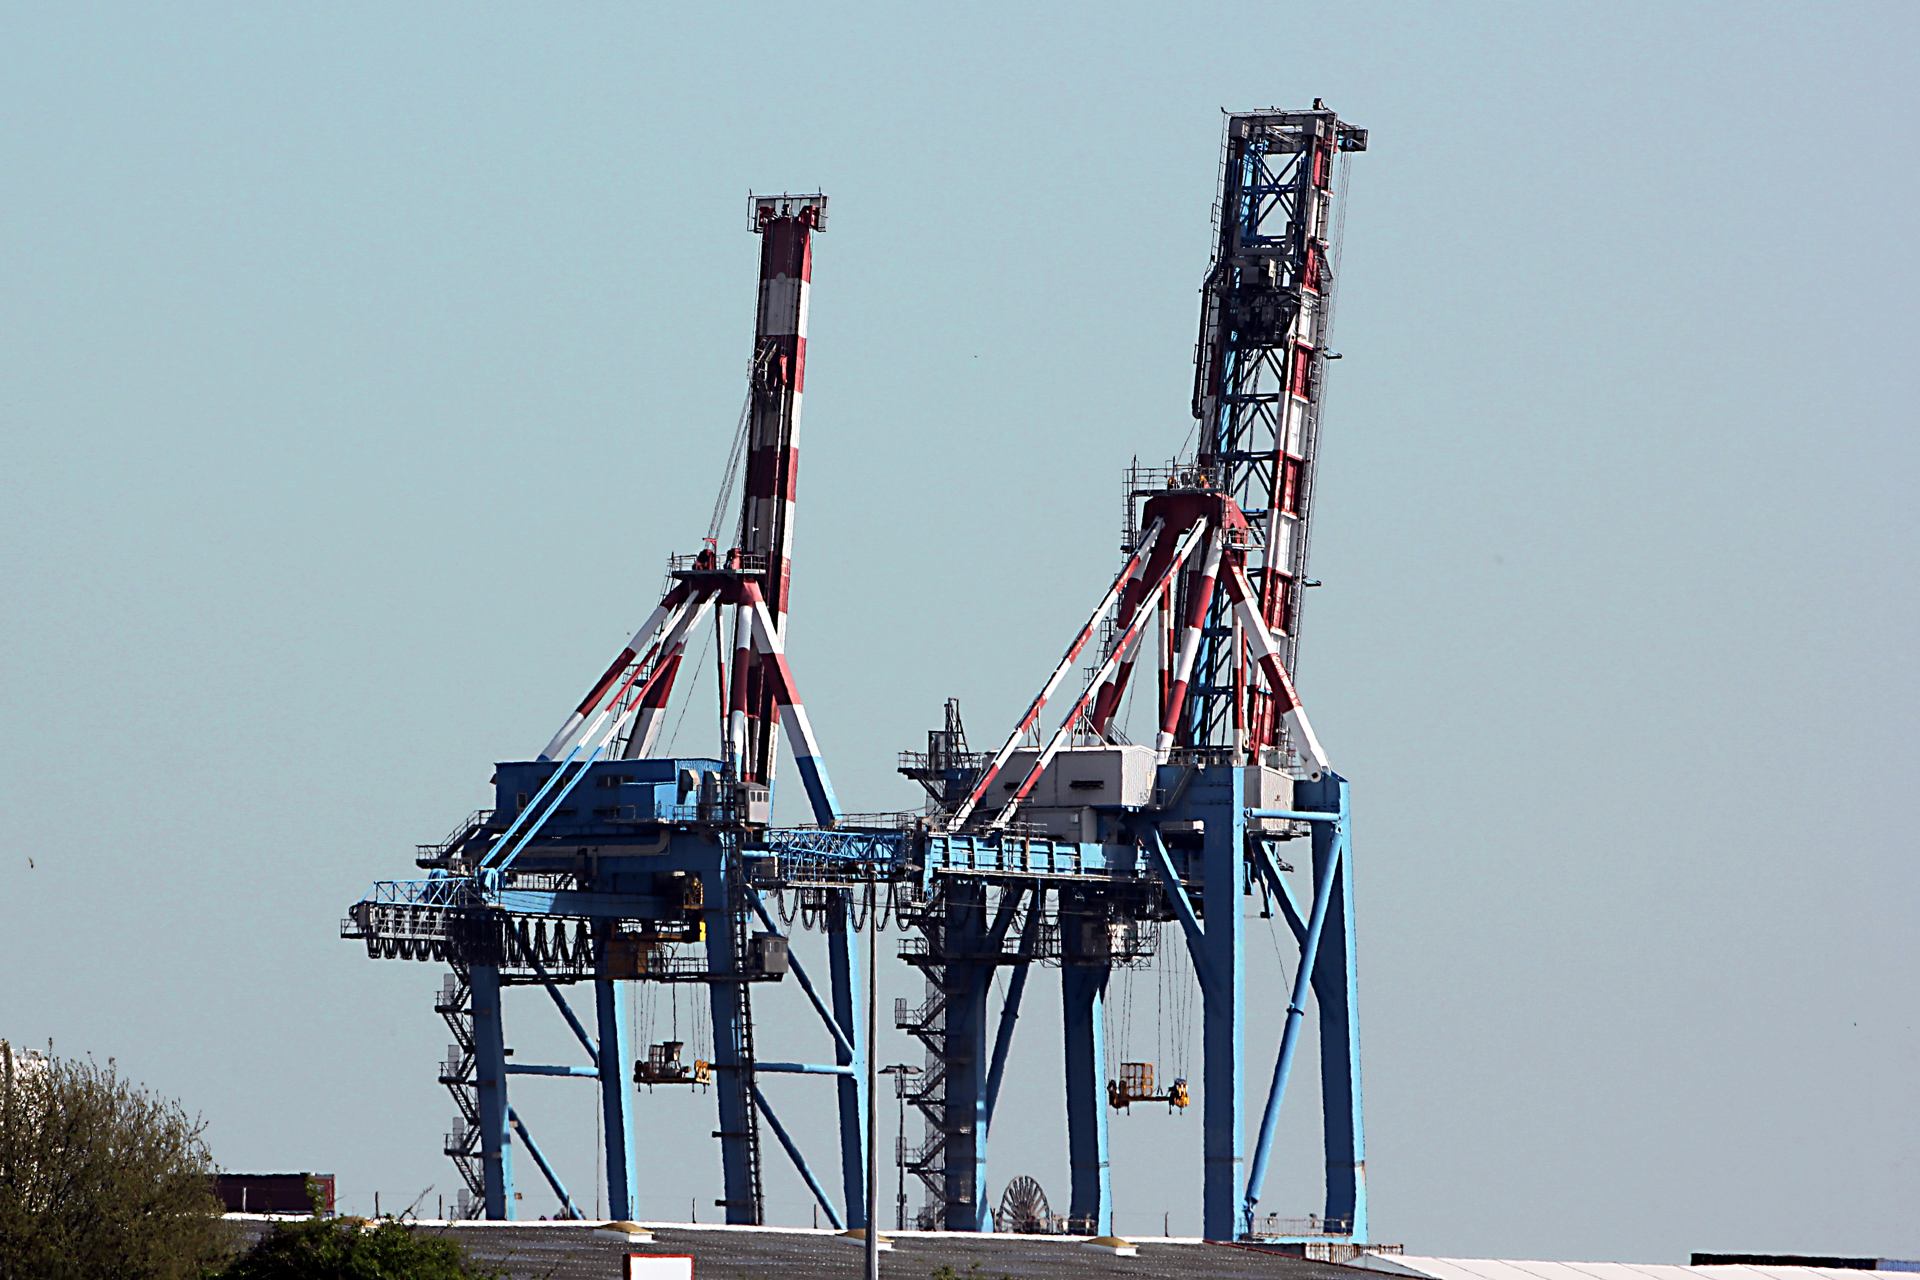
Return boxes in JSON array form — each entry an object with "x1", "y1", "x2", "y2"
[{"x1": 2, "y1": 0, "x2": 1917, "y2": 1263}]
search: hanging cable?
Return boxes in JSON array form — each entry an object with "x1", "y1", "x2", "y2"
[
  {"x1": 706, "y1": 378, "x2": 758, "y2": 547},
  {"x1": 663, "y1": 615, "x2": 716, "y2": 756},
  {"x1": 1155, "y1": 939, "x2": 1166, "y2": 1074}
]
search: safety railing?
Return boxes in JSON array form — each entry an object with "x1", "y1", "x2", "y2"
[
  {"x1": 416, "y1": 810, "x2": 494, "y2": 865},
  {"x1": 1246, "y1": 1213, "x2": 1354, "y2": 1237},
  {"x1": 359, "y1": 878, "x2": 484, "y2": 910},
  {"x1": 666, "y1": 551, "x2": 770, "y2": 576}
]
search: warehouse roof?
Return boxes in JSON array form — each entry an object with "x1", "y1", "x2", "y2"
[
  {"x1": 227, "y1": 1217, "x2": 1383, "y2": 1280},
  {"x1": 1355, "y1": 1257, "x2": 1920, "y2": 1280}
]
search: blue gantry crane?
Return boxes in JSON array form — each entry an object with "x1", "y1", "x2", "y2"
[
  {"x1": 346, "y1": 192, "x2": 890, "y2": 1228},
  {"x1": 345, "y1": 104, "x2": 1372, "y2": 1245}
]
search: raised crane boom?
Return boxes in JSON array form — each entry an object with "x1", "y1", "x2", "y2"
[
  {"x1": 735, "y1": 194, "x2": 825, "y2": 786},
  {"x1": 1186, "y1": 105, "x2": 1366, "y2": 757}
]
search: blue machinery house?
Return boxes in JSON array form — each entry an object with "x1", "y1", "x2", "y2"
[{"x1": 344, "y1": 105, "x2": 1372, "y2": 1244}]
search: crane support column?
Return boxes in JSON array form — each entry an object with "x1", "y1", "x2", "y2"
[
  {"x1": 941, "y1": 881, "x2": 992, "y2": 1230},
  {"x1": 593, "y1": 927, "x2": 636, "y2": 1222},
  {"x1": 1301, "y1": 774, "x2": 1367, "y2": 1240},
  {"x1": 471, "y1": 962, "x2": 515, "y2": 1220},
  {"x1": 826, "y1": 892, "x2": 869, "y2": 1227},
  {"x1": 1062, "y1": 895, "x2": 1113, "y2": 1236},
  {"x1": 1199, "y1": 767, "x2": 1246, "y2": 1239},
  {"x1": 705, "y1": 864, "x2": 760, "y2": 1222}
]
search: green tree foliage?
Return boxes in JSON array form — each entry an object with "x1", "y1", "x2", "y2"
[
  {"x1": 0, "y1": 1042, "x2": 231, "y2": 1280},
  {"x1": 216, "y1": 1216, "x2": 498, "y2": 1280}
]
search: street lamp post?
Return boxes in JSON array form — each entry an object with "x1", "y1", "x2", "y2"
[
  {"x1": 865, "y1": 881, "x2": 880, "y2": 1280},
  {"x1": 879, "y1": 1063, "x2": 923, "y2": 1231}
]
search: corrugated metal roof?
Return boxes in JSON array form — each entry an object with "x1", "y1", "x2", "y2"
[
  {"x1": 1370, "y1": 1257, "x2": 1914, "y2": 1280},
  {"x1": 227, "y1": 1219, "x2": 1380, "y2": 1280}
]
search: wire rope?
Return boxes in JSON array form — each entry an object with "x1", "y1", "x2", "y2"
[
  {"x1": 707, "y1": 382, "x2": 756, "y2": 546},
  {"x1": 662, "y1": 616, "x2": 716, "y2": 756}
]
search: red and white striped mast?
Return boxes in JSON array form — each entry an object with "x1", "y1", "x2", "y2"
[
  {"x1": 533, "y1": 194, "x2": 838, "y2": 823},
  {"x1": 733, "y1": 194, "x2": 824, "y2": 787}
]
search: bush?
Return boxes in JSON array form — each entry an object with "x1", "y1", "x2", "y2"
[
  {"x1": 0, "y1": 1043, "x2": 231, "y2": 1280},
  {"x1": 215, "y1": 1216, "x2": 498, "y2": 1280}
]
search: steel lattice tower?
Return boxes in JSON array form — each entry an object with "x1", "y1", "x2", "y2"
[{"x1": 1186, "y1": 106, "x2": 1368, "y2": 757}]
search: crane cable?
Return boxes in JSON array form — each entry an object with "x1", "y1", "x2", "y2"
[{"x1": 707, "y1": 369, "x2": 760, "y2": 548}]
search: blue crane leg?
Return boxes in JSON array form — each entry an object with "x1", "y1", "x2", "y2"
[
  {"x1": 825, "y1": 892, "x2": 869, "y2": 1228},
  {"x1": 1244, "y1": 783, "x2": 1343, "y2": 1223},
  {"x1": 705, "y1": 869, "x2": 757, "y2": 1222},
  {"x1": 1301, "y1": 775, "x2": 1366, "y2": 1240},
  {"x1": 1199, "y1": 767, "x2": 1246, "y2": 1240},
  {"x1": 752, "y1": 1086, "x2": 846, "y2": 1229},
  {"x1": 593, "y1": 937, "x2": 636, "y2": 1221},
  {"x1": 470, "y1": 963, "x2": 515, "y2": 1219},
  {"x1": 983, "y1": 958, "x2": 1030, "y2": 1125},
  {"x1": 1062, "y1": 956, "x2": 1112, "y2": 1235},
  {"x1": 509, "y1": 1107, "x2": 584, "y2": 1219},
  {"x1": 942, "y1": 880, "x2": 991, "y2": 1230}
]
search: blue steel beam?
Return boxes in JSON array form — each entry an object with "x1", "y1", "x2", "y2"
[
  {"x1": 483, "y1": 747, "x2": 599, "y2": 870},
  {"x1": 752, "y1": 1086, "x2": 845, "y2": 1230},
  {"x1": 983, "y1": 962, "x2": 1029, "y2": 1126},
  {"x1": 825, "y1": 892, "x2": 868, "y2": 1229},
  {"x1": 470, "y1": 964, "x2": 514, "y2": 1219},
  {"x1": 1142, "y1": 829, "x2": 1216, "y2": 989},
  {"x1": 1302, "y1": 775, "x2": 1366, "y2": 1240},
  {"x1": 942, "y1": 881, "x2": 991, "y2": 1230},
  {"x1": 755, "y1": 1061, "x2": 856, "y2": 1076},
  {"x1": 1243, "y1": 788, "x2": 1344, "y2": 1228},
  {"x1": 703, "y1": 865, "x2": 757, "y2": 1222},
  {"x1": 495, "y1": 888, "x2": 664, "y2": 919},
  {"x1": 1245, "y1": 807, "x2": 1341, "y2": 823},
  {"x1": 1199, "y1": 768, "x2": 1246, "y2": 1240},
  {"x1": 595, "y1": 927, "x2": 637, "y2": 1222},
  {"x1": 924, "y1": 833, "x2": 1106, "y2": 877},
  {"x1": 504, "y1": 1064, "x2": 599, "y2": 1079},
  {"x1": 1061, "y1": 921, "x2": 1111, "y2": 1237},
  {"x1": 508, "y1": 1107, "x2": 584, "y2": 1220},
  {"x1": 985, "y1": 887, "x2": 1026, "y2": 951},
  {"x1": 1249, "y1": 840, "x2": 1307, "y2": 947},
  {"x1": 523, "y1": 955, "x2": 600, "y2": 1062}
]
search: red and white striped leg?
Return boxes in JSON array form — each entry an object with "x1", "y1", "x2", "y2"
[
  {"x1": 1153, "y1": 530, "x2": 1224, "y2": 760},
  {"x1": 746, "y1": 598, "x2": 839, "y2": 826},
  {"x1": 625, "y1": 593, "x2": 718, "y2": 759},
  {"x1": 949, "y1": 521, "x2": 1166, "y2": 829},
  {"x1": 984, "y1": 522, "x2": 1211, "y2": 829},
  {"x1": 539, "y1": 589, "x2": 693, "y2": 760},
  {"x1": 1223, "y1": 563, "x2": 1329, "y2": 772}
]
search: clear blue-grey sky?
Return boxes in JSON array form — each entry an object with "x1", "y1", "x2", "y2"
[{"x1": 3, "y1": 0, "x2": 1916, "y2": 1262}]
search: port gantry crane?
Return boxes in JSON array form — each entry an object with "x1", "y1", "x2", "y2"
[
  {"x1": 345, "y1": 193, "x2": 888, "y2": 1229},
  {"x1": 345, "y1": 102, "x2": 1372, "y2": 1245},
  {"x1": 892, "y1": 103, "x2": 1370, "y2": 1243}
]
